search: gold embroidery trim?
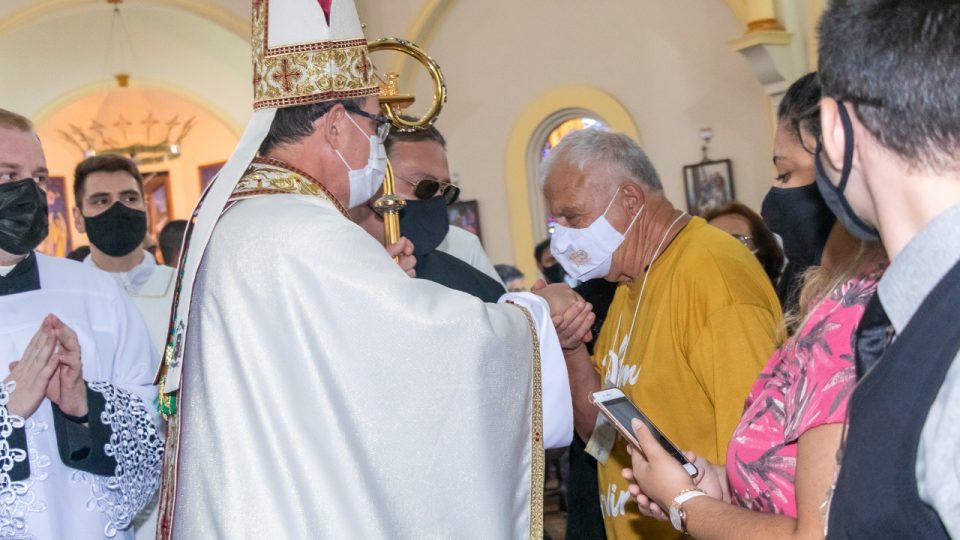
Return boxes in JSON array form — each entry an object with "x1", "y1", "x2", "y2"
[
  {"x1": 230, "y1": 160, "x2": 349, "y2": 218},
  {"x1": 156, "y1": 399, "x2": 181, "y2": 540},
  {"x1": 252, "y1": 1, "x2": 378, "y2": 110},
  {"x1": 507, "y1": 302, "x2": 545, "y2": 539}
]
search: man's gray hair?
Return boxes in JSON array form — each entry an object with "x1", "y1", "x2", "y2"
[{"x1": 539, "y1": 128, "x2": 662, "y2": 192}]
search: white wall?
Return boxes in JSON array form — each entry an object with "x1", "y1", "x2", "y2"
[
  {"x1": 2, "y1": 0, "x2": 778, "y2": 271},
  {"x1": 362, "y1": 0, "x2": 775, "y2": 268}
]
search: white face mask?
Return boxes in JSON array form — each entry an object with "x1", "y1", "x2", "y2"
[
  {"x1": 550, "y1": 187, "x2": 642, "y2": 282},
  {"x1": 336, "y1": 114, "x2": 388, "y2": 209}
]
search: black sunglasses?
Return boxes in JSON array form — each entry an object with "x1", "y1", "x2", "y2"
[{"x1": 398, "y1": 175, "x2": 460, "y2": 204}]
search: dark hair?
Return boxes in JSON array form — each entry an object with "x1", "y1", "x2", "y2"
[
  {"x1": 159, "y1": 219, "x2": 188, "y2": 266},
  {"x1": 703, "y1": 201, "x2": 784, "y2": 285},
  {"x1": 258, "y1": 98, "x2": 366, "y2": 155},
  {"x1": 384, "y1": 116, "x2": 446, "y2": 156},
  {"x1": 777, "y1": 72, "x2": 821, "y2": 155},
  {"x1": 818, "y1": 1, "x2": 960, "y2": 171},
  {"x1": 66, "y1": 245, "x2": 90, "y2": 262},
  {"x1": 74, "y1": 154, "x2": 144, "y2": 208},
  {"x1": 534, "y1": 238, "x2": 551, "y2": 267},
  {"x1": 495, "y1": 264, "x2": 524, "y2": 283}
]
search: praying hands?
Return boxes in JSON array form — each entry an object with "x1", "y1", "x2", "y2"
[{"x1": 5, "y1": 314, "x2": 88, "y2": 420}]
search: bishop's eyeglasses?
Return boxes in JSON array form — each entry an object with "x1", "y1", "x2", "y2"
[{"x1": 343, "y1": 105, "x2": 391, "y2": 143}]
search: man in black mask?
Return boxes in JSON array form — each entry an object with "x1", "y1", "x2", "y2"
[
  {"x1": 352, "y1": 123, "x2": 505, "y2": 301},
  {"x1": 72, "y1": 155, "x2": 176, "y2": 359},
  {"x1": 535, "y1": 238, "x2": 567, "y2": 285},
  {"x1": 0, "y1": 109, "x2": 162, "y2": 538}
]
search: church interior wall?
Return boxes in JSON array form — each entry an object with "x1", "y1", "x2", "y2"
[
  {"x1": 35, "y1": 87, "x2": 240, "y2": 250},
  {"x1": 1, "y1": 0, "x2": 819, "y2": 275},
  {"x1": 361, "y1": 0, "x2": 780, "y2": 276}
]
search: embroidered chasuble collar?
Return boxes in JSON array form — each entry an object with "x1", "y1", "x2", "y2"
[
  {"x1": 0, "y1": 251, "x2": 40, "y2": 296},
  {"x1": 230, "y1": 157, "x2": 349, "y2": 218}
]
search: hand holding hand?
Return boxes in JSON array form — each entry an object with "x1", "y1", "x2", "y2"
[
  {"x1": 46, "y1": 315, "x2": 88, "y2": 418},
  {"x1": 530, "y1": 280, "x2": 581, "y2": 317},
  {"x1": 387, "y1": 237, "x2": 417, "y2": 278},
  {"x1": 552, "y1": 299, "x2": 595, "y2": 350},
  {"x1": 5, "y1": 316, "x2": 60, "y2": 419}
]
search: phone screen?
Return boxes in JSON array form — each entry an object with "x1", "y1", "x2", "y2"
[{"x1": 603, "y1": 396, "x2": 693, "y2": 470}]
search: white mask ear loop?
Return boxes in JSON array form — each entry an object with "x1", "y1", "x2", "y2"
[
  {"x1": 334, "y1": 113, "x2": 370, "y2": 169},
  {"x1": 603, "y1": 185, "x2": 645, "y2": 236},
  {"x1": 611, "y1": 211, "x2": 687, "y2": 358},
  {"x1": 334, "y1": 149, "x2": 351, "y2": 169}
]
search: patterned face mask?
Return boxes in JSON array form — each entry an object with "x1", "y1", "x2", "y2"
[{"x1": 550, "y1": 187, "x2": 642, "y2": 282}]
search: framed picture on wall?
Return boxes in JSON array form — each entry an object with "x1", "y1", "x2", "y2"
[
  {"x1": 36, "y1": 176, "x2": 72, "y2": 257},
  {"x1": 447, "y1": 200, "x2": 482, "y2": 242},
  {"x1": 144, "y1": 172, "x2": 173, "y2": 239},
  {"x1": 198, "y1": 161, "x2": 225, "y2": 192},
  {"x1": 683, "y1": 159, "x2": 734, "y2": 216}
]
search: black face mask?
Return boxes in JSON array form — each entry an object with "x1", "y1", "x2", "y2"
[
  {"x1": 814, "y1": 100, "x2": 881, "y2": 242},
  {"x1": 0, "y1": 178, "x2": 49, "y2": 256},
  {"x1": 761, "y1": 182, "x2": 836, "y2": 267},
  {"x1": 542, "y1": 263, "x2": 567, "y2": 285},
  {"x1": 399, "y1": 196, "x2": 450, "y2": 257},
  {"x1": 84, "y1": 202, "x2": 148, "y2": 257}
]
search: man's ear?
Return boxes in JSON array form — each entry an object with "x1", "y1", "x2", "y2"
[
  {"x1": 620, "y1": 182, "x2": 646, "y2": 214},
  {"x1": 321, "y1": 104, "x2": 348, "y2": 150},
  {"x1": 819, "y1": 97, "x2": 846, "y2": 173},
  {"x1": 72, "y1": 205, "x2": 86, "y2": 234}
]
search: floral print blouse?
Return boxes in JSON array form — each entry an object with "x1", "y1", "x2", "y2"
[{"x1": 725, "y1": 265, "x2": 884, "y2": 517}]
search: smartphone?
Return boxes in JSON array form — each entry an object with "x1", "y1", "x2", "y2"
[{"x1": 591, "y1": 388, "x2": 698, "y2": 477}]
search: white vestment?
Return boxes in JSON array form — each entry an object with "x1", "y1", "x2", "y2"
[
  {"x1": 0, "y1": 254, "x2": 163, "y2": 539},
  {"x1": 169, "y1": 169, "x2": 571, "y2": 538},
  {"x1": 84, "y1": 252, "x2": 177, "y2": 355},
  {"x1": 82, "y1": 252, "x2": 175, "y2": 540},
  {"x1": 437, "y1": 226, "x2": 504, "y2": 287}
]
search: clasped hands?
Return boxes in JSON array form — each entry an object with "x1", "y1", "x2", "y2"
[
  {"x1": 5, "y1": 314, "x2": 88, "y2": 420},
  {"x1": 530, "y1": 280, "x2": 595, "y2": 349}
]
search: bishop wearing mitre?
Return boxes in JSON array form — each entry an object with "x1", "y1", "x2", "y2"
[{"x1": 154, "y1": 1, "x2": 583, "y2": 538}]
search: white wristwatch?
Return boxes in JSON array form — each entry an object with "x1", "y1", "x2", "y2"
[{"x1": 669, "y1": 488, "x2": 706, "y2": 533}]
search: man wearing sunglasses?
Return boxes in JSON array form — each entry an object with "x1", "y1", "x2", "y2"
[{"x1": 352, "y1": 121, "x2": 506, "y2": 302}]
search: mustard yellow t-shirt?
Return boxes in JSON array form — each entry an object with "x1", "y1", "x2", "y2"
[{"x1": 593, "y1": 217, "x2": 781, "y2": 539}]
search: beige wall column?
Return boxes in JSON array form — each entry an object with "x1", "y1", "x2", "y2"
[{"x1": 725, "y1": 0, "x2": 826, "y2": 132}]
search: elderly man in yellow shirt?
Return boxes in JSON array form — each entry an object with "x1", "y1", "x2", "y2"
[{"x1": 544, "y1": 129, "x2": 781, "y2": 539}]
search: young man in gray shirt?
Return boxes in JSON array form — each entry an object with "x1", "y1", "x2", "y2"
[{"x1": 816, "y1": 1, "x2": 960, "y2": 537}]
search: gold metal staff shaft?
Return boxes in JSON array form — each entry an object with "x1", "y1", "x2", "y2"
[{"x1": 368, "y1": 37, "x2": 447, "y2": 259}]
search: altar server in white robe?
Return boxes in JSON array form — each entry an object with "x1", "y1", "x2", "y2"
[
  {"x1": 72, "y1": 154, "x2": 177, "y2": 355},
  {"x1": 0, "y1": 109, "x2": 163, "y2": 539},
  {"x1": 70, "y1": 154, "x2": 174, "y2": 540},
  {"x1": 154, "y1": 1, "x2": 586, "y2": 538}
]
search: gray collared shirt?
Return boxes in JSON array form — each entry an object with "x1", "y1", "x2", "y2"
[{"x1": 877, "y1": 203, "x2": 960, "y2": 535}]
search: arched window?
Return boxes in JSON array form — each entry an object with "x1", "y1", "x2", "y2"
[{"x1": 528, "y1": 113, "x2": 606, "y2": 238}]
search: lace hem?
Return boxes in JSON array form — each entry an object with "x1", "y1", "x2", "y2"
[
  {"x1": 85, "y1": 382, "x2": 163, "y2": 538},
  {"x1": 0, "y1": 381, "x2": 45, "y2": 540}
]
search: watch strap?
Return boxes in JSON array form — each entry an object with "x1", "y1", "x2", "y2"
[{"x1": 671, "y1": 488, "x2": 706, "y2": 533}]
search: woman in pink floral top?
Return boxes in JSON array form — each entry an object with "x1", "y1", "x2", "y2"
[
  {"x1": 617, "y1": 74, "x2": 889, "y2": 539},
  {"x1": 726, "y1": 265, "x2": 884, "y2": 516}
]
